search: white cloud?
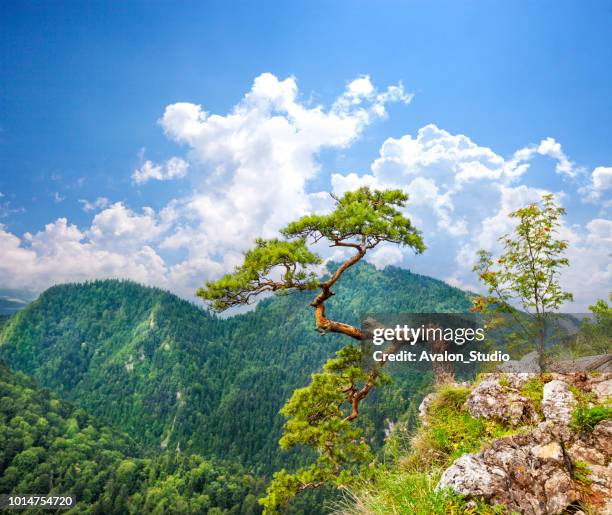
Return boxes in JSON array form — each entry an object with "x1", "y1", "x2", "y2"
[
  {"x1": 585, "y1": 218, "x2": 612, "y2": 246},
  {"x1": 87, "y1": 202, "x2": 169, "y2": 252},
  {"x1": 0, "y1": 218, "x2": 168, "y2": 293},
  {"x1": 508, "y1": 137, "x2": 576, "y2": 178},
  {"x1": 0, "y1": 73, "x2": 411, "y2": 298},
  {"x1": 366, "y1": 246, "x2": 404, "y2": 269},
  {"x1": 52, "y1": 192, "x2": 65, "y2": 203},
  {"x1": 0, "y1": 74, "x2": 608, "y2": 311},
  {"x1": 592, "y1": 167, "x2": 612, "y2": 191},
  {"x1": 562, "y1": 219, "x2": 612, "y2": 310},
  {"x1": 132, "y1": 157, "x2": 189, "y2": 184},
  {"x1": 78, "y1": 196, "x2": 110, "y2": 212},
  {"x1": 535, "y1": 137, "x2": 575, "y2": 177},
  {"x1": 369, "y1": 124, "x2": 507, "y2": 186},
  {"x1": 331, "y1": 124, "x2": 609, "y2": 310},
  {"x1": 580, "y1": 166, "x2": 612, "y2": 207},
  {"x1": 154, "y1": 72, "x2": 411, "y2": 273}
]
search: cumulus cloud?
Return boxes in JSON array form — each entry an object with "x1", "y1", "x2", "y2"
[
  {"x1": 79, "y1": 197, "x2": 110, "y2": 212},
  {"x1": 0, "y1": 73, "x2": 412, "y2": 298},
  {"x1": 580, "y1": 166, "x2": 612, "y2": 207},
  {"x1": 132, "y1": 157, "x2": 189, "y2": 184},
  {"x1": 153, "y1": 72, "x2": 412, "y2": 276},
  {"x1": 585, "y1": 218, "x2": 612, "y2": 246},
  {"x1": 86, "y1": 202, "x2": 170, "y2": 252},
  {"x1": 0, "y1": 218, "x2": 168, "y2": 293},
  {"x1": 330, "y1": 124, "x2": 575, "y2": 242},
  {"x1": 330, "y1": 125, "x2": 609, "y2": 310},
  {"x1": 0, "y1": 74, "x2": 608, "y2": 310},
  {"x1": 367, "y1": 245, "x2": 405, "y2": 269}
]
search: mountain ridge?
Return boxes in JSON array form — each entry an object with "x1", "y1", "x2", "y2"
[{"x1": 0, "y1": 262, "x2": 473, "y2": 473}]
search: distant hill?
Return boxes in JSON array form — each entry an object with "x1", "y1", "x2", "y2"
[
  {"x1": 0, "y1": 288, "x2": 35, "y2": 315},
  {"x1": 0, "y1": 262, "x2": 472, "y2": 474}
]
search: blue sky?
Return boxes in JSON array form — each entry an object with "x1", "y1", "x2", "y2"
[{"x1": 1, "y1": 1, "x2": 611, "y2": 309}]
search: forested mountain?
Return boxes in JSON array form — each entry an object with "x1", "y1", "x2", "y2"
[
  {"x1": 0, "y1": 262, "x2": 472, "y2": 475},
  {"x1": 0, "y1": 361, "x2": 265, "y2": 514}
]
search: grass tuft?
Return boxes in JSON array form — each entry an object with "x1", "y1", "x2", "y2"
[
  {"x1": 570, "y1": 403, "x2": 612, "y2": 433},
  {"x1": 339, "y1": 384, "x2": 518, "y2": 514},
  {"x1": 519, "y1": 377, "x2": 545, "y2": 416}
]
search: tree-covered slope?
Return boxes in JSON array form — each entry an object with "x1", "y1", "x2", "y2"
[
  {"x1": 0, "y1": 262, "x2": 472, "y2": 474},
  {"x1": 0, "y1": 361, "x2": 264, "y2": 514}
]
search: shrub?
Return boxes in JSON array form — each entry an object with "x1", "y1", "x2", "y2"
[{"x1": 570, "y1": 404, "x2": 612, "y2": 433}]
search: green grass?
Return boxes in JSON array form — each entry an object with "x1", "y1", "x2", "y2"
[
  {"x1": 337, "y1": 470, "x2": 506, "y2": 515},
  {"x1": 339, "y1": 385, "x2": 518, "y2": 514},
  {"x1": 404, "y1": 385, "x2": 518, "y2": 470},
  {"x1": 519, "y1": 377, "x2": 545, "y2": 416},
  {"x1": 572, "y1": 460, "x2": 593, "y2": 486},
  {"x1": 570, "y1": 403, "x2": 612, "y2": 433},
  {"x1": 498, "y1": 375, "x2": 510, "y2": 390},
  {"x1": 568, "y1": 384, "x2": 599, "y2": 406}
]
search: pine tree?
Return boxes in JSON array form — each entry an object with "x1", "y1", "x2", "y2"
[{"x1": 198, "y1": 187, "x2": 424, "y2": 511}]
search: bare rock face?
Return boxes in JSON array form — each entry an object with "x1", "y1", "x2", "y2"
[
  {"x1": 437, "y1": 427, "x2": 579, "y2": 514},
  {"x1": 590, "y1": 376, "x2": 612, "y2": 403},
  {"x1": 542, "y1": 380, "x2": 576, "y2": 432},
  {"x1": 465, "y1": 373, "x2": 539, "y2": 426},
  {"x1": 418, "y1": 392, "x2": 436, "y2": 424},
  {"x1": 436, "y1": 454, "x2": 504, "y2": 499},
  {"x1": 437, "y1": 374, "x2": 612, "y2": 514}
]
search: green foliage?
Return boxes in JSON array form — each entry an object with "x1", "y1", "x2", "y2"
[
  {"x1": 340, "y1": 385, "x2": 515, "y2": 515},
  {"x1": 0, "y1": 262, "x2": 472, "y2": 513},
  {"x1": 260, "y1": 346, "x2": 380, "y2": 512},
  {"x1": 0, "y1": 266, "x2": 472, "y2": 478},
  {"x1": 199, "y1": 188, "x2": 426, "y2": 508},
  {"x1": 282, "y1": 187, "x2": 425, "y2": 252},
  {"x1": 408, "y1": 385, "x2": 515, "y2": 469},
  {"x1": 338, "y1": 471, "x2": 506, "y2": 515},
  {"x1": 574, "y1": 293, "x2": 612, "y2": 357},
  {"x1": 472, "y1": 193, "x2": 573, "y2": 369},
  {"x1": 567, "y1": 384, "x2": 598, "y2": 407},
  {"x1": 200, "y1": 188, "x2": 424, "y2": 312},
  {"x1": 197, "y1": 238, "x2": 321, "y2": 311},
  {"x1": 0, "y1": 362, "x2": 264, "y2": 514},
  {"x1": 519, "y1": 377, "x2": 546, "y2": 416},
  {"x1": 571, "y1": 460, "x2": 593, "y2": 486},
  {"x1": 570, "y1": 403, "x2": 612, "y2": 433}
]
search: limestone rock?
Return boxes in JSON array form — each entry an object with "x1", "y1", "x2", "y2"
[
  {"x1": 436, "y1": 453, "x2": 504, "y2": 499},
  {"x1": 437, "y1": 428, "x2": 580, "y2": 514},
  {"x1": 542, "y1": 380, "x2": 576, "y2": 431},
  {"x1": 465, "y1": 373, "x2": 538, "y2": 426},
  {"x1": 590, "y1": 377, "x2": 612, "y2": 403},
  {"x1": 436, "y1": 374, "x2": 611, "y2": 514},
  {"x1": 418, "y1": 392, "x2": 436, "y2": 423}
]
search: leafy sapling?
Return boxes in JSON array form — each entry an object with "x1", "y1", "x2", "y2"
[{"x1": 472, "y1": 193, "x2": 573, "y2": 371}]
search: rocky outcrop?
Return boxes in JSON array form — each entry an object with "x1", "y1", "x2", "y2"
[
  {"x1": 465, "y1": 373, "x2": 539, "y2": 426},
  {"x1": 590, "y1": 375, "x2": 612, "y2": 403},
  {"x1": 436, "y1": 372, "x2": 612, "y2": 515}
]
